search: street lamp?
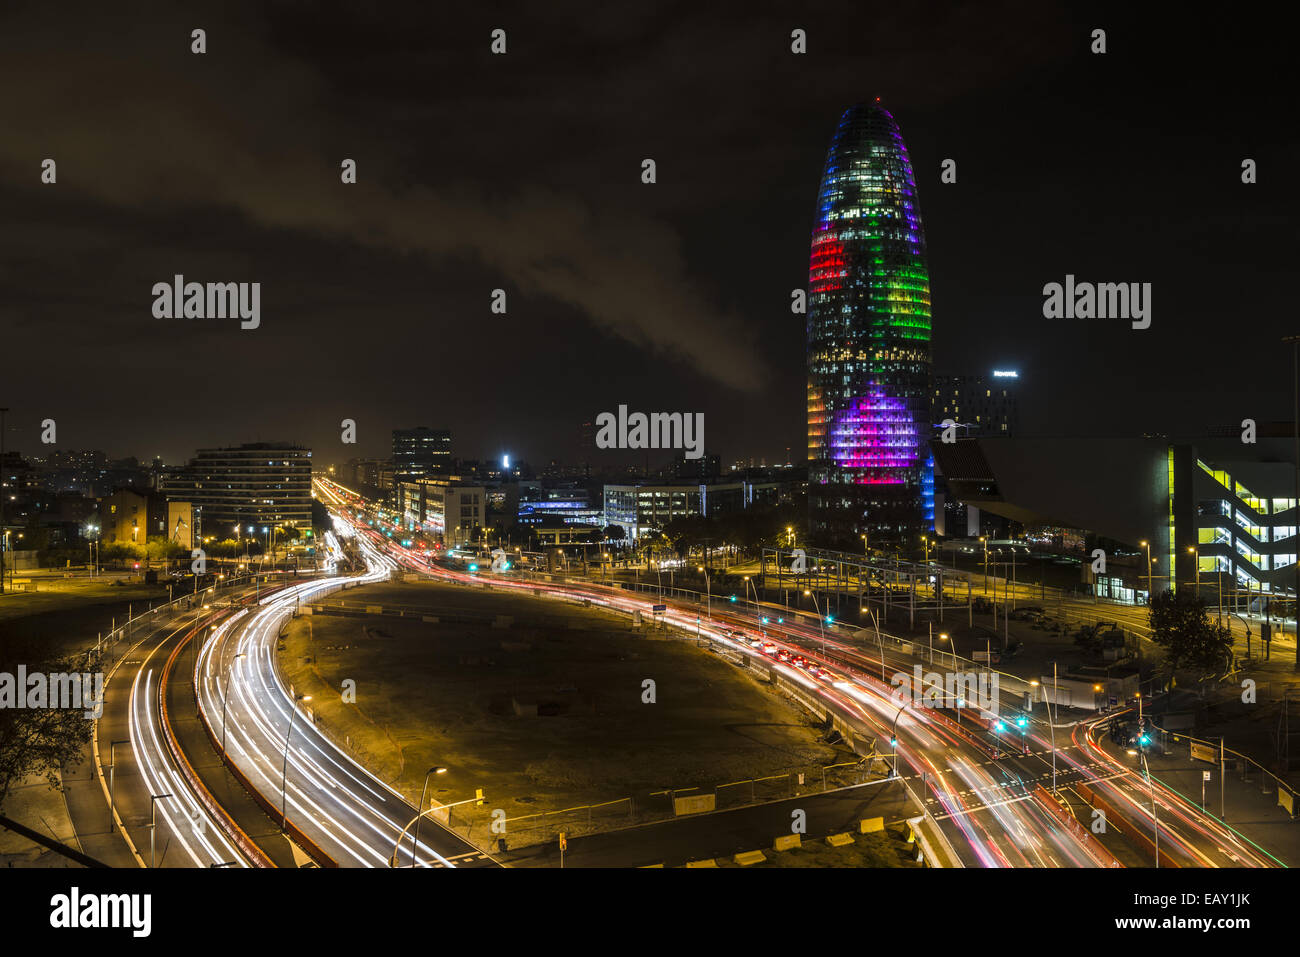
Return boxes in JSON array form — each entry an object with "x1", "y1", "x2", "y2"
[
  {"x1": 889, "y1": 701, "x2": 911, "y2": 779},
  {"x1": 921, "y1": 535, "x2": 930, "y2": 566},
  {"x1": 1127, "y1": 747, "x2": 1160, "y2": 867},
  {"x1": 804, "y1": 588, "x2": 827, "y2": 654},
  {"x1": 980, "y1": 536, "x2": 988, "y2": 594},
  {"x1": 1283, "y1": 333, "x2": 1300, "y2": 665},
  {"x1": 1187, "y1": 545, "x2": 1201, "y2": 600},
  {"x1": 280, "y1": 693, "x2": 312, "y2": 831},
  {"x1": 410, "y1": 766, "x2": 448, "y2": 868},
  {"x1": 85, "y1": 523, "x2": 100, "y2": 577},
  {"x1": 697, "y1": 565, "x2": 711, "y2": 618},
  {"x1": 108, "y1": 740, "x2": 128, "y2": 833},
  {"x1": 1140, "y1": 540, "x2": 1153, "y2": 600},
  {"x1": 149, "y1": 793, "x2": 173, "y2": 868},
  {"x1": 220, "y1": 653, "x2": 247, "y2": 755}
]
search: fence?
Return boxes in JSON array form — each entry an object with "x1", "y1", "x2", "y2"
[
  {"x1": 444, "y1": 756, "x2": 890, "y2": 850},
  {"x1": 1151, "y1": 724, "x2": 1297, "y2": 820}
]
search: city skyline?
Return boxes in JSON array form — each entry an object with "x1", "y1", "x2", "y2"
[{"x1": 3, "y1": 1, "x2": 1298, "y2": 916}]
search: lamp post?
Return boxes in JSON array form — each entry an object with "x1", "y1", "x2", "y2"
[
  {"x1": 1283, "y1": 333, "x2": 1300, "y2": 665},
  {"x1": 1187, "y1": 545, "x2": 1201, "y2": 600},
  {"x1": 980, "y1": 536, "x2": 988, "y2": 594},
  {"x1": 149, "y1": 793, "x2": 173, "y2": 868},
  {"x1": 697, "y1": 565, "x2": 711, "y2": 618},
  {"x1": 280, "y1": 694, "x2": 312, "y2": 831},
  {"x1": 860, "y1": 533, "x2": 869, "y2": 556},
  {"x1": 744, "y1": 574, "x2": 758, "y2": 616},
  {"x1": 86, "y1": 523, "x2": 100, "y2": 577},
  {"x1": 921, "y1": 535, "x2": 930, "y2": 566},
  {"x1": 108, "y1": 739, "x2": 128, "y2": 833},
  {"x1": 867, "y1": 608, "x2": 886, "y2": 680},
  {"x1": 1140, "y1": 540, "x2": 1153, "y2": 601},
  {"x1": 804, "y1": 589, "x2": 826, "y2": 655},
  {"x1": 889, "y1": 701, "x2": 910, "y2": 779},
  {"x1": 410, "y1": 766, "x2": 448, "y2": 868},
  {"x1": 1128, "y1": 747, "x2": 1160, "y2": 866},
  {"x1": 219, "y1": 653, "x2": 247, "y2": 755}
]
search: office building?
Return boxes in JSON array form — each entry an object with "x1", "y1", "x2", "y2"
[{"x1": 807, "y1": 102, "x2": 934, "y2": 547}]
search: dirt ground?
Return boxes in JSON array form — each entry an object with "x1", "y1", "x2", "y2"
[
  {"x1": 0, "y1": 578, "x2": 168, "y2": 660},
  {"x1": 277, "y1": 580, "x2": 847, "y2": 830}
]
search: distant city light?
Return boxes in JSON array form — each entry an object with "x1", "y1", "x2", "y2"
[
  {"x1": 502, "y1": 454, "x2": 510, "y2": 469},
  {"x1": 992, "y1": 370, "x2": 1018, "y2": 378}
]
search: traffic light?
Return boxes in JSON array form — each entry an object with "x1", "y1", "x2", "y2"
[
  {"x1": 995, "y1": 721, "x2": 1006, "y2": 733},
  {"x1": 825, "y1": 615, "x2": 834, "y2": 624},
  {"x1": 1016, "y1": 715, "x2": 1028, "y2": 732},
  {"x1": 729, "y1": 595, "x2": 737, "y2": 602},
  {"x1": 1138, "y1": 733, "x2": 1150, "y2": 747},
  {"x1": 468, "y1": 563, "x2": 478, "y2": 572},
  {"x1": 777, "y1": 617, "x2": 784, "y2": 624},
  {"x1": 761, "y1": 617, "x2": 769, "y2": 624},
  {"x1": 890, "y1": 736, "x2": 898, "y2": 748}
]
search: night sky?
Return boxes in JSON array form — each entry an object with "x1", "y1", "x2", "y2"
[{"x1": 1, "y1": 2, "x2": 1294, "y2": 469}]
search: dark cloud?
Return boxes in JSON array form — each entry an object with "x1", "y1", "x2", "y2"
[{"x1": 0, "y1": 2, "x2": 1295, "y2": 464}]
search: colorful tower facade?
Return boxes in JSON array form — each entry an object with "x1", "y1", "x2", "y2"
[{"x1": 807, "y1": 103, "x2": 933, "y2": 545}]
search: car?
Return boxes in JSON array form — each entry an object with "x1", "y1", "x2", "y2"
[
  {"x1": 762, "y1": 642, "x2": 777, "y2": 655},
  {"x1": 748, "y1": 636, "x2": 764, "y2": 648},
  {"x1": 777, "y1": 649, "x2": 791, "y2": 662},
  {"x1": 791, "y1": 655, "x2": 808, "y2": 669}
]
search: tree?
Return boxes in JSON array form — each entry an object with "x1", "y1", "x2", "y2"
[
  {"x1": 1148, "y1": 589, "x2": 1233, "y2": 682},
  {"x1": 0, "y1": 637, "x2": 93, "y2": 807}
]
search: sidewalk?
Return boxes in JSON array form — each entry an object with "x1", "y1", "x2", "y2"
[
  {"x1": 1094, "y1": 732, "x2": 1298, "y2": 867},
  {"x1": 59, "y1": 742, "x2": 141, "y2": 867}
]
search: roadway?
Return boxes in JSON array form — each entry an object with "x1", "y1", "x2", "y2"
[{"x1": 193, "y1": 520, "x2": 498, "y2": 868}]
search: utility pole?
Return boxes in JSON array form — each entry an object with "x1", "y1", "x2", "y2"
[{"x1": 1287, "y1": 333, "x2": 1300, "y2": 669}]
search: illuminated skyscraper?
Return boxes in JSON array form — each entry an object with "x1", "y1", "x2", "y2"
[{"x1": 807, "y1": 102, "x2": 933, "y2": 546}]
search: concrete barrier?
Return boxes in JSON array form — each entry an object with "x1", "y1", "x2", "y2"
[
  {"x1": 773, "y1": 834, "x2": 801, "y2": 851},
  {"x1": 827, "y1": 832, "x2": 854, "y2": 847},
  {"x1": 685, "y1": 858, "x2": 718, "y2": 868},
  {"x1": 859, "y1": 816, "x2": 884, "y2": 833},
  {"x1": 673, "y1": 793, "x2": 716, "y2": 816},
  {"x1": 734, "y1": 850, "x2": 766, "y2": 866}
]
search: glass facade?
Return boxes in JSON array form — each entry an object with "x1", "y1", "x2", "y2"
[
  {"x1": 807, "y1": 103, "x2": 933, "y2": 545},
  {"x1": 1194, "y1": 458, "x2": 1297, "y2": 591}
]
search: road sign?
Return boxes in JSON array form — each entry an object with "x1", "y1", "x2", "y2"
[
  {"x1": 1202, "y1": 771, "x2": 1211, "y2": 781},
  {"x1": 559, "y1": 833, "x2": 567, "y2": 851},
  {"x1": 652, "y1": 604, "x2": 666, "y2": 613}
]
